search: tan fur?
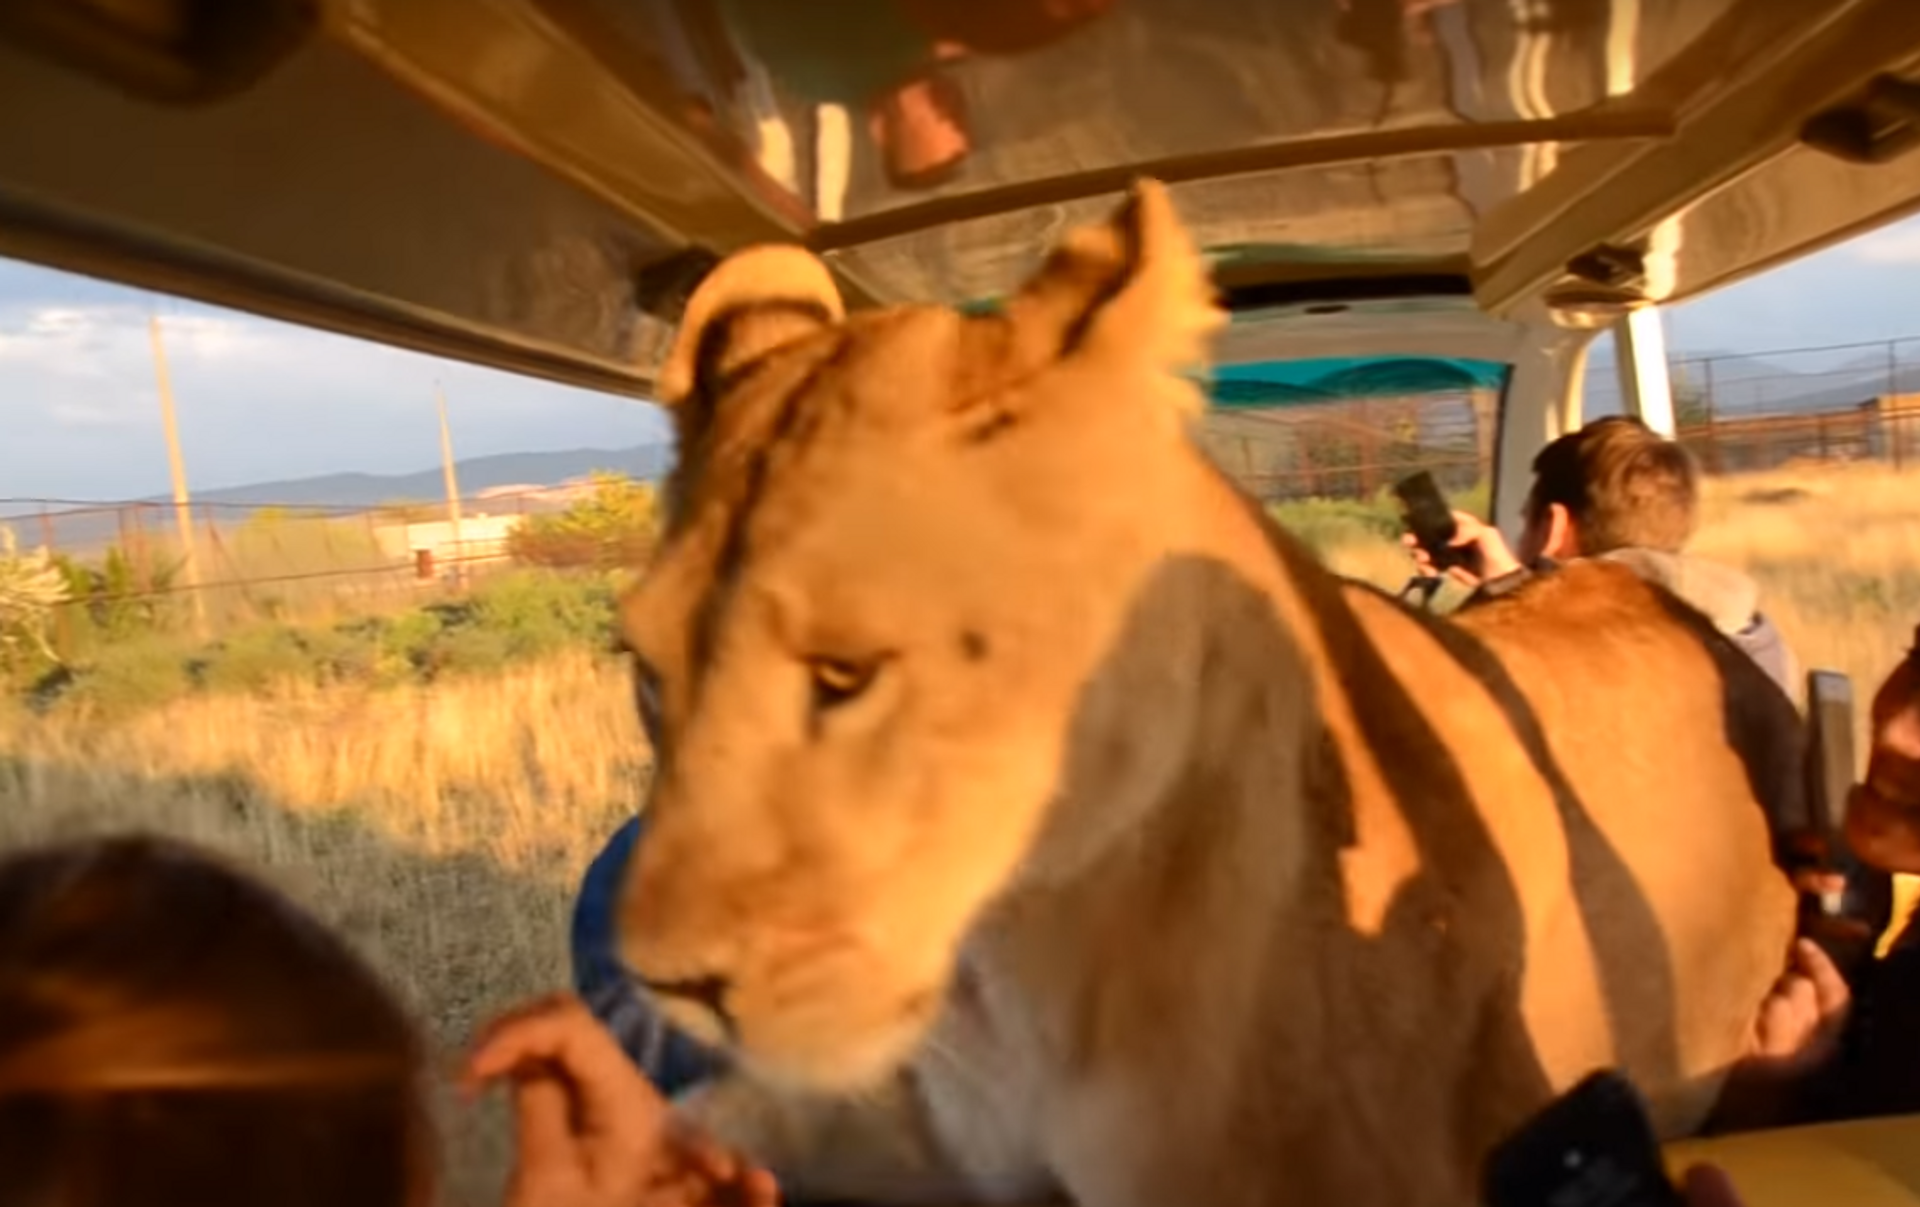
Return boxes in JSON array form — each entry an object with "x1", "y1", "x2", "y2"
[{"x1": 614, "y1": 181, "x2": 1799, "y2": 1207}]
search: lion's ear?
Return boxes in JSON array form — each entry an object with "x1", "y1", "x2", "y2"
[
  {"x1": 655, "y1": 245, "x2": 846, "y2": 406},
  {"x1": 1007, "y1": 179, "x2": 1222, "y2": 379}
]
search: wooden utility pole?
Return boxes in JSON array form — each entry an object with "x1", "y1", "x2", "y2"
[
  {"x1": 436, "y1": 384, "x2": 465, "y2": 586},
  {"x1": 149, "y1": 313, "x2": 207, "y2": 638}
]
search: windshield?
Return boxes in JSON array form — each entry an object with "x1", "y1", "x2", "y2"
[{"x1": 1201, "y1": 355, "x2": 1511, "y2": 502}]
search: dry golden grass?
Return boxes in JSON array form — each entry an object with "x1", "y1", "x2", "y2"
[
  {"x1": 1691, "y1": 463, "x2": 1920, "y2": 699},
  {"x1": 1326, "y1": 462, "x2": 1920, "y2": 712},
  {"x1": 1, "y1": 461, "x2": 1917, "y2": 1202},
  {"x1": 0, "y1": 649, "x2": 644, "y2": 1206}
]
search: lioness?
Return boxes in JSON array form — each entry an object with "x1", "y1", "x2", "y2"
[{"x1": 612, "y1": 181, "x2": 1800, "y2": 1207}]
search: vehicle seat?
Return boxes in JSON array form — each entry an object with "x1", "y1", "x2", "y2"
[{"x1": 1665, "y1": 1114, "x2": 1920, "y2": 1207}]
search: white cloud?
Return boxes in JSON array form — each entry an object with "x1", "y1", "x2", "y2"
[
  {"x1": 0, "y1": 263, "x2": 670, "y2": 500},
  {"x1": 24, "y1": 307, "x2": 96, "y2": 337},
  {"x1": 0, "y1": 303, "x2": 263, "y2": 376}
]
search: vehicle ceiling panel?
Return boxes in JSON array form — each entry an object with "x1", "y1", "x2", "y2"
[{"x1": 0, "y1": 0, "x2": 1916, "y2": 394}]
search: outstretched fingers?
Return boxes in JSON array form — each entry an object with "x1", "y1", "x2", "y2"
[
  {"x1": 464, "y1": 993, "x2": 672, "y2": 1137},
  {"x1": 1791, "y1": 938, "x2": 1851, "y2": 1022}
]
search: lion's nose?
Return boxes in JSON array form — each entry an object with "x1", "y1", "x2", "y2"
[{"x1": 638, "y1": 970, "x2": 738, "y2": 1037}]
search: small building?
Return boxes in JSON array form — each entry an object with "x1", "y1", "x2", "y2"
[{"x1": 371, "y1": 512, "x2": 523, "y2": 576}]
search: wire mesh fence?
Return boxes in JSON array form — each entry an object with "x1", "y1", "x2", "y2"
[
  {"x1": 0, "y1": 481, "x2": 645, "y2": 660},
  {"x1": 1588, "y1": 335, "x2": 1920, "y2": 475},
  {"x1": 1201, "y1": 389, "x2": 1496, "y2": 502},
  {"x1": 8, "y1": 335, "x2": 1920, "y2": 659}
]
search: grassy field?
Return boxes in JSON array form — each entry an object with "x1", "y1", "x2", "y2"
[
  {"x1": 0, "y1": 651, "x2": 643, "y2": 1205},
  {"x1": 1, "y1": 462, "x2": 1917, "y2": 1203}
]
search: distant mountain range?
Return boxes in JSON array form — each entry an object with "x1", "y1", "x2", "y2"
[
  {"x1": 1584, "y1": 346, "x2": 1920, "y2": 415},
  {"x1": 3, "y1": 443, "x2": 675, "y2": 555},
  {"x1": 179, "y1": 443, "x2": 676, "y2": 511}
]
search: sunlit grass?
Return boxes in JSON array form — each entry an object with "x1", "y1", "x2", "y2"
[{"x1": 0, "y1": 650, "x2": 642, "y2": 1206}]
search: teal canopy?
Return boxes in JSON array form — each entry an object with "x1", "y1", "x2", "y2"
[
  {"x1": 949, "y1": 302, "x2": 1508, "y2": 409},
  {"x1": 1207, "y1": 357, "x2": 1510, "y2": 409}
]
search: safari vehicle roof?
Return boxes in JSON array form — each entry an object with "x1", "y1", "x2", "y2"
[{"x1": 3, "y1": 0, "x2": 1920, "y2": 405}]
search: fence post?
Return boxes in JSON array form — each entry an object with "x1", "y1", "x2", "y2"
[
  {"x1": 132, "y1": 503, "x2": 152, "y2": 595},
  {"x1": 203, "y1": 517, "x2": 236, "y2": 631},
  {"x1": 1357, "y1": 398, "x2": 1378, "y2": 496},
  {"x1": 38, "y1": 505, "x2": 72, "y2": 661},
  {"x1": 1895, "y1": 340, "x2": 1909, "y2": 472}
]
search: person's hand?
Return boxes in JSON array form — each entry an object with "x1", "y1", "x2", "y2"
[
  {"x1": 1400, "y1": 509, "x2": 1523, "y2": 589},
  {"x1": 1680, "y1": 1164, "x2": 1747, "y2": 1207},
  {"x1": 1750, "y1": 937, "x2": 1851, "y2": 1073},
  {"x1": 464, "y1": 993, "x2": 779, "y2": 1207},
  {"x1": 1710, "y1": 937, "x2": 1853, "y2": 1131}
]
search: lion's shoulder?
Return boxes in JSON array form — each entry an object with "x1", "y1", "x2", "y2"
[{"x1": 1442, "y1": 560, "x2": 1719, "y2": 665}]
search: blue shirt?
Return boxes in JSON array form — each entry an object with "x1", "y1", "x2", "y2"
[{"x1": 570, "y1": 814, "x2": 727, "y2": 1096}]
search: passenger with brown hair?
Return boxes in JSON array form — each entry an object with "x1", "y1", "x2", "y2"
[
  {"x1": 0, "y1": 834, "x2": 431, "y2": 1207},
  {"x1": 1409, "y1": 415, "x2": 1798, "y2": 697},
  {"x1": 0, "y1": 834, "x2": 777, "y2": 1207}
]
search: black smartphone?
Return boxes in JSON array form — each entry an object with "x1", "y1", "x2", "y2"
[
  {"x1": 1482, "y1": 1070, "x2": 1685, "y2": 1207},
  {"x1": 1392, "y1": 471, "x2": 1478, "y2": 577}
]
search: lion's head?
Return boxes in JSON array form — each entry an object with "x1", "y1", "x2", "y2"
[{"x1": 616, "y1": 182, "x2": 1226, "y2": 1090}]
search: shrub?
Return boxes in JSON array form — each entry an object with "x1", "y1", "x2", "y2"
[
  {"x1": 470, "y1": 571, "x2": 616, "y2": 660},
  {"x1": 349, "y1": 610, "x2": 447, "y2": 683},
  {"x1": 12, "y1": 553, "x2": 620, "y2": 715},
  {"x1": 424, "y1": 625, "x2": 516, "y2": 679},
  {"x1": 58, "y1": 637, "x2": 194, "y2": 718},
  {"x1": 195, "y1": 626, "x2": 324, "y2": 695},
  {"x1": 54, "y1": 545, "x2": 181, "y2": 644},
  {"x1": 1270, "y1": 479, "x2": 1494, "y2": 562},
  {"x1": 510, "y1": 473, "x2": 659, "y2": 570},
  {"x1": 0, "y1": 527, "x2": 66, "y2": 677},
  {"x1": 1269, "y1": 494, "x2": 1404, "y2": 559}
]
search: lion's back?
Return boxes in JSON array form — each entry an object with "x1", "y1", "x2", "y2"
[{"x1": 1439, "y1": 560, "x2": 1798, "y2": 1134}]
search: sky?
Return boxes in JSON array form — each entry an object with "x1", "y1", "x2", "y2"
[
  {"x1": 0, "y1": 269, "x2": 670, "y2": 502},
  {"x1": 5, "y1": 212, "x2": 1920, "y2": 502}
]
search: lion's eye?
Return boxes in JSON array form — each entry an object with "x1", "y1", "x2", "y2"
[{"x1": 809, "y1": 657, "x2": 879, "y2": 713}]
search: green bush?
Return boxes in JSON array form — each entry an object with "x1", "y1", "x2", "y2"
[
  {"x1": 53, "y1": 545, "x2": 182, "y2": 646},
  {"x1": 510, "y1": 472, "x2": 659, "y2": 570},
  {"x1": 194, "y1": 626, "x2": 324, "y2": 695},
  {"x1": 1269, "y1": 480, "x2": 1494, "y2": 561},
  {"x1": 470, "y1": 571, "x2": 616, "y2": 659},
  {"x1": 1269, "y1": 494, "x2": 1404, "y2": 558},
  {"x1": 350, "y1": 610, "x2": 446, "y2": 684},
  {"x1": 60, "y1": 637, "x2": 194, "y2": 718},
  {"x1": 13, "y1": 565, "x2": 621, "y2": 717},
  {"x1": 423, "y1": 625, "x2": 517, "y2": 678},
  {"x1": 1450, "y1": 479, "x2": 1493, "y2": 524}
]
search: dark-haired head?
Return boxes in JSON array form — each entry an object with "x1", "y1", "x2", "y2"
[
  {"x1": 0, "y1": 835, "x2": 432, "y2": 1207},
  {"x1": 1519, "y1": 415, "x2": 1700, "y2": 564}
]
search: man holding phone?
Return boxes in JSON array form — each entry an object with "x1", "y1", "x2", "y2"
[{"x1": 1405, "y1": 416, "x2": 1798, "y2": 700}]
